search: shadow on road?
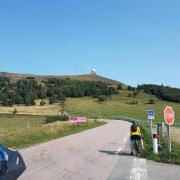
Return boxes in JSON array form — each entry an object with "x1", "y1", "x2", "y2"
[
  {"x1": 99, "y1": 150, "x2": 131, "y2": 157},
  {"x1": 0, "y1": 148, "x2": 26, "y2": 180}
]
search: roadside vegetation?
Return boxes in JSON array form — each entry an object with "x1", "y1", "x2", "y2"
[
  {"x1": 64, "y1": 90, "x2": 180, "y2": 122},
  {"x1": 140, "y1": 124, "x2": 180, "y2": 165},
  {"x1": 0, "y1": 90, "x2": 180, "y2": 121},
  {"x1": 0, "y1": 114, "x2": 105, "y2": 149}
]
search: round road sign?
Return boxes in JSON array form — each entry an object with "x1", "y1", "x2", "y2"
[{"x1": 164, "y1": 106, "x2": 175, "y2": 126}]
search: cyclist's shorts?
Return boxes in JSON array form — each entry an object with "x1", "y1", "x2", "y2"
[{"x1": 131, "y1": 135, "x2": 141, "y2": 141}]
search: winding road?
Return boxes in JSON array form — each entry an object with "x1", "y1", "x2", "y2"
[{"x1": 18, "y1": 120, "x2": 180, "y2": 180}]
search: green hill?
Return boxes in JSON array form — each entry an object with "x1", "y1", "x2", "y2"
[
  {"x1": 138, "y1": 84, "x2": 180, "y2": 103},
  {"x1": 0, "y1": 72, "x2": 179, "y2": 122},
  {"x1": 0, "y1": 72, "x2": 125, "y2": 87},
  {"x1": 64, "y1": 90, "x2": 180, "y2": 122}
]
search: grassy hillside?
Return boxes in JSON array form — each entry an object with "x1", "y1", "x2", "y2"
[
  {"x1": 0, "y1": 72, "x2": 125, "y2": 87},
  {"x1": 1, "y1": 89, "x2": 179, "y2": 122},
  {"x1": 0, "y1": 89, "x2": 180, "y2": 149},
  {"x1": 138, "y1": 84, "x2": 180, "y2": 103},
  {"x1": 64, "y1": 90, "x2": 180, "y2": 122}
]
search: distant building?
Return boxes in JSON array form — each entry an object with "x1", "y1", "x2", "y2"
[{"x1": 91, "y1": 69, "x2": 96, "y2": 75}]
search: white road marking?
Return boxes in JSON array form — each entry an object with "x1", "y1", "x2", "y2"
[
  {"x1": 116, "y1": 147, "x2": 122, "y2": 154},
  {"x1": 116, "y1": 137, "x2": 128, "y2": 154},
  {"x1": 130, "y1": 158, "x2": 148, "y2": 180},
  {"x1": 123, "y1": 137, "x2": 128, "y2": 143}
]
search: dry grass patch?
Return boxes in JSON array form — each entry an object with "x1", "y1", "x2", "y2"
[
  {"x1": 0, "y1": 104, "x2": 60, "y2": 116},
  {"x1": 42, "y1": 121, "x2": 78, "y2": 133},
  {"x1": 172, "y1": 127, "x2": 180, "y2": 145}
]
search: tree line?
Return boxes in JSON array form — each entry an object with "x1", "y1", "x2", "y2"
[
  {"x1": 137, "y1": 84, "x2": 180, "y2": 103},
  {"x1": 0, "y1": 77, "x2": 118, "y2": 106}
]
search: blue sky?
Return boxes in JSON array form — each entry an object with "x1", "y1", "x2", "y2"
[{"x1": 0, "y1": 0, "x2": 180, "y2": 87}]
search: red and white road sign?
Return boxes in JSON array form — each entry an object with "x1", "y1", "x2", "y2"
[{"x1": 164, "y1": 106, "x2": 175, "y2": 125}]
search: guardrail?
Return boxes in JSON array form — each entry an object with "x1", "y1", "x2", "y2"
[{"x1": 116, "y1": 116, "x2": 180, "y2": 127}]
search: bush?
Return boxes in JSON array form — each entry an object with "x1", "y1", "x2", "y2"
[
  {"x1": 45, "y1": 115, "x2": 69, "y2": 124},
  {"x1": 148, "y1": 98, "x2": 155, "y2": 104},
  {"x1": 115, "y1": 90, "x2": 119, "y2": 95},
  {"x1": 92, "y1": 94, "x2": 98, "y2": 98},
  {"x1": 40, "y1": 99, "x2": 45, "y2": 106},
  {"x1": 117, "y1": 84, "x2": 122, "y2": 90},
  {"x1": 127, "y1": 86, "x2": 136, "y2": 91},
  {"x1": 49, "y1": 95, "x2": 58, "y2": 104},
  {"x1": 98, "y1": 95, "x2": 106, "y2": 102},
  {"x1": 133, "y1": 91, "x2": 139, "y2": 97},
  {"x1": 13, "y1": 108, "x2": 18, "y2": 114},
  {"x1": 127, "y1": 100, "x2": 138, "y2": 105}
]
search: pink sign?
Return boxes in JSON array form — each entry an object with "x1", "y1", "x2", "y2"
[{"x1": 69, "y1": 117, "x2": 87, "y2": 123}]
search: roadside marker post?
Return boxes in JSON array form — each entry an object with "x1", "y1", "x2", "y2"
[
  {"x1": 152, "y1": 128, "x2": 158, "y2": 154},
  {"x1": 161, "y1": 122, "x2": 165, "y2": 138},
  {"x1": 164, "y1": 106, "x2": 175, "y2": 152},
  {"x1": 147, "y1": 110, "x2": 155, "y2": 135}
]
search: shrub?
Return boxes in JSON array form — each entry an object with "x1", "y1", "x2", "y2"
[
  {"x1": 98, "y1": 95, "x2": 106, "y2": 102},
  {"x1": 45, "y1": 115, "x2": 69, "y2": 124},
  {"x1": 49, "y1": 95, "x2": 58, "y2": 104},
  {"x1": 40, "y1": 99, "x2": 45, "y2": 106},
  {"x1": 13, "y1": 108, "x2": 18, "y2": 114},
  {"x1": 127, "y1": 86, "x2": 136, "y2": 91},
  {"x1": 127, "y1": 100, "x2": 138, "y2": 105},
  {"x1": 148, "y1": 98, "x2": 155, "y2": 104},
  {"x1": 117, "y1": 84, "x2": 122, "y2": 90},
  {"x1": 133, "y1": 90, "x2": 139, "y2": 97}
]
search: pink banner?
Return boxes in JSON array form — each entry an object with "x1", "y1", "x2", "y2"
[{"x1": 69, "y1": 117, "x2": 87, "y2": 123}]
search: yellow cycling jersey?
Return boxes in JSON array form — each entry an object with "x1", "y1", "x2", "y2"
[{"x1": 130, "y1": 126, "x2": 141, "y2": 136}]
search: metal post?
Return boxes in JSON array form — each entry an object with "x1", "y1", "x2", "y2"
[
  {"x1": 157, "y1": 124, "x2": 160, "y2": 145},
  {"x1": 149, "y1": 119, "x2": 152, "y2": 136},
  {"x1": 168, "y1": 125, "x2": 172, "y2": 152},
  {"x1": 161, "y1": 123, "x2": 165, "y2": 145},
  {"x1": 162, "y1": 123, "x2": 165, "y2": 138}
]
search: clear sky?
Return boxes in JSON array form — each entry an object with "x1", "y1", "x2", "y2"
[{"x1": 0, "y1": 0, "x2": 180, "y2": 87}]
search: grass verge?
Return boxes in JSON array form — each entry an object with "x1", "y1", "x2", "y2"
[
  {"x1": 140, "y1": 124, "x2": 180, "y2": 165},
  {"x1": 0, "y1": 116, "x2": 106, "y2": 149}
]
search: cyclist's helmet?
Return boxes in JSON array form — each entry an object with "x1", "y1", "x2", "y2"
[{"x1": 132, "y1": 120, "x2": 137, "y2": 125}]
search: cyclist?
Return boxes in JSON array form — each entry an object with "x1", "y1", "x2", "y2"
[{"x1": 130, "y1": 121, "x2": 144, "y2": 155}]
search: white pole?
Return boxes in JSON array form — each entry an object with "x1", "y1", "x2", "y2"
[
  {"x1": 168, "y1": 125, "x2": 172, "y2": 152},
  {"x1": 153, "y1": 138, "x2": 158, "y2": 154},
  {"x1": 152, "y1": 128, "x2": 158, "y2": 154}
]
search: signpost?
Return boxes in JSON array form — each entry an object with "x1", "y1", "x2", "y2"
[
  {"x1": 148, "y1": 110, "x2": 155, "y2": 134},
  {"x1": 164, "y1": 106, "x2": 175, "y2": 152}
]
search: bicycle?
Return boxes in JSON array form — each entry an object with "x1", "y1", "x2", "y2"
[{"x1": 131, "y1": 139, "x2": 141, "y2": 157}]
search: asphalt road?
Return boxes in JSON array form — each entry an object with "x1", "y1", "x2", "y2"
[{"x1": 18, "y1": 120, "x2": 180, "y2": 180}]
